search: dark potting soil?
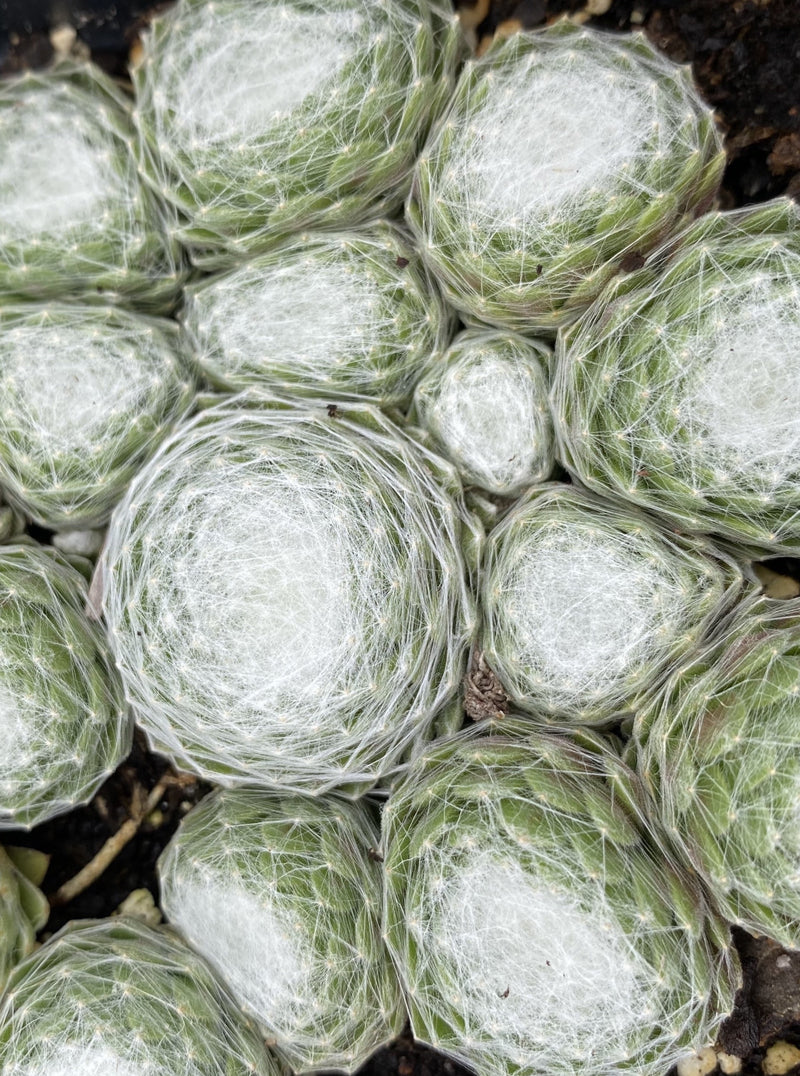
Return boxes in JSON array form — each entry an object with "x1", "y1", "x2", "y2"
[{"x1": 1, "y1": 2, "x2": 799, "y2": 1075}]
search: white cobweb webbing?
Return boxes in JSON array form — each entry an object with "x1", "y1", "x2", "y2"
[
  {"x1": 101, "y1": 398, "x2": 472, "y2": 791},
  {"x1": 461, "y1": 51, "x2": 657, "y2": 229},
  {"x1": 10, "y1": 1043, "x2": 150, "y2": 1076},
  {"x1": 0, "y1": 95, "x2": 113, "y2": 241},
  {"x1": 164, "y1": 870, "x2": 312, "y2": 1030},
  {"x1": 425, "y1": 852, "x2": 648, "y2": 1057},
  {"x1": 552, "y1": 201, "x2": 800, "y2": 549},
  {"x1": 163, "y1": 4, "x2": 364, "y2": 147},
  {"x1": 181, "y1": 225, "x2": 452, "y2": 406}
]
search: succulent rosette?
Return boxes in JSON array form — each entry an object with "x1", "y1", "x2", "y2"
[
  {"x1": 0, "y1": 917, "x2": 282, "y2": 1076},
  {"x1": 479, "y1": 483, "x2": 744, "y2": 726},
  {"x1": 181, "y1": 224, "x2": 453, "y2": 407},
  {"x1": 633, "y1": 606, "x2": 800, "y2": 951},
  {"x1": 553, "y1": 198, "x2": 800, "y2": 554},
  {"x1": 407, "y1": 19, "x2": 723, "y2": 333},
  {"x1": 408, "y1": 328, "x2": 553, "y2": 497},
  {"x1": 100, "y1": 394, "x2": 476, "y2": 794},
  {"x1": 133, "y1": 0, "x2": 463, "y2": 266},
  {"x1": 0, "y1": 304, "x2": 195, "y2": 530},
  {"x1": 0, "y1": 543, "x2": 131, "y2": 831},
  {"x1": 0, "y1": 64, "x2": 182, "y2": 311},
  {"x1": 0, "y1": 846, "x2": 49, "y2": 992},
  {"x1": 382, "y1": 722, "x2": 738, "y2": 1076},
  {"x1": 159, "y1": 788, "x2": 403, "y2": 1073}
]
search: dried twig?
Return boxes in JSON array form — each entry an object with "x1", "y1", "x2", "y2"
[{"x1": 50, "y1": 774, "x2": 193, "y2": 907}]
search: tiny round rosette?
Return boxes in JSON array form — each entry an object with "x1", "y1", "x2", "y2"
[{"x1": 408, "y1": 328, "x2": 553, "y2": 497}]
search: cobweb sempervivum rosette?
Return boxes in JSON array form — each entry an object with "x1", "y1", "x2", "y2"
[
  {"x1": 159, "y1": 788, "x2": 403, "y2": 1073},
  {"x1": 480, "y1": 483, "x2": 744, "y2": 726},
  {"x1": 633, "y1": 605, "x2": 800, "y2": 951},
  {"x1": 133, "y1": 0, "x2": 462, "y2": 267},
  {"x1": 100, "y1": 394, "x2": 476, "y2": 793},
  {"x1": 0, "y1": 847, "x2": 49, "y2": 992},
  {"x1": 408, "y1": 328, "x2": 553, "y2": 498},
  {"x1": 181, "y1": 224, "x2": 453, "y2": 408},
  {"x1": 0, "y1": 65, "x2": 182, "y2": 311},
  {"x1": 0, "y1": 544, "x2": 130, "y2": 831},
  {"x1": 553, "y1": 198, "x2": 800, "y2": 554},
  {"x1": 407, "y1": 19, "x2": 723, "y2": 334},
  {"x1": 0, "y1": 304, "x2": 195, "y2": 531},
  {"x1": 0, "y1": 917, "x2": 281, "y2": 1076},
  {"x1": 382, "y1": 722, "x2": 737, "y2": 1076}
]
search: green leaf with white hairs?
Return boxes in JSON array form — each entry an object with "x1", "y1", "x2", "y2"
[
  {"x1": 0, "y1": 543, "x2": 131, "y2": 831},
  {"x1": 382, "y1": 720, "x2": 738, "y2": 1076},
  {"x1": 159, "y1": 788, "x2": 404, "y2": 1074},
  {"x1": 553, "y1": 197, "x2": 800, "y2": 555},
  {"x1": 0, "y1": 917, "x2": 282, "y2": 1076}
]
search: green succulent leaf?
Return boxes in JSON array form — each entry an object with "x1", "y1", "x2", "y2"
[{"x1": 159, "y1": 788, "x2": 404, "y2": 1074}]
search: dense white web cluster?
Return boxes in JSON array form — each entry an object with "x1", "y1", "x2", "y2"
[
  {"x1": 0, "y1": 847, "x2": 48, "y2": 992},
  {"x1": 553, "y1": 198, "x2": 800, "y2": 554},
  {"x1": 0, "y1": 304, "x2": 194, "y2": 530},
  {"x1": 100, "y1": 394, "x2": 475, "y2": 793},
  {"x1": 182, "y1": 224, "x2": 453, "y2": 407},
  {"x1": 133, "y1": 0, "x2": 462, "y2": 264},
  {"x1": 633, "y1": 605, "x2": 800, "y2": 952},
  {"x1": 407, "y1": 19, "x2": 723, "y2": 332},
  {"x1": 382, "y1": 724, "x2": 737, "y2": 1076},
  {"x1": 0, "y1": 544, "x2": 130, "y2": 831},
  {"x1": 0, "y1": 918, "x2": 281, "y2": 1076},
  {"x1": 159, "y1": 788, "x2": 403, "y2": 1073},
  {"x1": 0, "y1": 65, "x2": 182, "y2": 310},
  {"x1": 480, "y1": 483, "x2": 744, "y2": 725},
  {"x1": 409, "y1": 328, "x2": 553, "y2": 497}
]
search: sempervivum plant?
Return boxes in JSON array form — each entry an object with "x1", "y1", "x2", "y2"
[
  {"x1": 479, "y1": 483, "x2": 744, "y2": 726},
  {"x1": 0, "y1": 304, "x2": 194, "y2": 530},
  {"x1": 407, "y1": 19, "x2": 723, "y2": 333},
  {"x1": 553, "y1": 198, "x2": 800, "y2": 554},
  {"x1": 100, "y1": 393, "x2": 476, "y2": 794},
  {"x1": 0, "y1": 917, "x2": 281, "y2": 1076},
  {"x1": 159, "y1": 788, "x2": 403, "y2": 1073},
  {"x1": 633, "y1": 606, "x2": 800, "y2": 951},
  {"x1": 0, "y1": 846, "x2": 49, "y2": 992},
  {"x1": 0, "y1": 65, "x2": 182, "y2": 311},
  {"x1": 0, "y1": 543, "x2": 130, "y2": 830},
  {"x1": 181, "y1": 224, "x2": 453, "y2": 408},
  {"x1": 408, "y1": 328, "x2": 553, "y2": 498},
  {"x1": 382, "y1": 722, "x2": 738, "y2": 1076},
  {"x1": 133, "y1": 0, "x2": 462, "y2": 266}
]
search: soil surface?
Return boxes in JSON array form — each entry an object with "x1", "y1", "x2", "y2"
[{"x1": 1, "y1": 2, "x2": 799, "y2": 1075}]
